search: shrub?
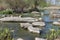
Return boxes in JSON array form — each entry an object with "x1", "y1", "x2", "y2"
[{"x1": 0, "y1": 9, "x2": 13, "y2": 14}]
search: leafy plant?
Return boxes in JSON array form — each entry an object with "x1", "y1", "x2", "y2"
[
  {"x1": 0, "y1": 9, "x2": 13, "y2": 14},
  {"x1": 47, "y1": 29, "x2": 59, "y2": 40},
  {"x1": 0, "y1": 28, "x2": 13, "y2": 40}
]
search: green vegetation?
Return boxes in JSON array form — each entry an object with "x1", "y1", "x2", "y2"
[
  {"x1": 0, "y1": 28, "x2": 13, "y2": 40},
  {"x1": 5, "y1": 0, "x2": 47, "y2": 8},
  {"x1": 0, "y1": 9, "x2": 13, "y2": 14},
  {"x1": 0, "y1": 0, "x2": 48, "y2": 12},
  {"x1": 47, "y1": 29, "x2": 60, "y2": 40},
  {"x1": 47, "y1": 29, "x2": 57, "y2": 40}
]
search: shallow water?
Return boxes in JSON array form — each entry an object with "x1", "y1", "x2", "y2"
[
  {"x1": 0, "y1": 11, "x2": 60, "y2": 40},
  {"x1": 40, "y1": 10, "x2": 60, "y2": 38},
  {"x1": 0, "y1": 22, "x2": 40, "y2": 40}
]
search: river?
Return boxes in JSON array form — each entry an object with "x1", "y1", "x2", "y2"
[{"x1": 0, "y1": 10, "x2": 60, "y2": 40}]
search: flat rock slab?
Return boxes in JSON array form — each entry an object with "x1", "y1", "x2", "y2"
[
  {"x1": 32, "y1": 22, "x2": 45, "y2": 27},
  {"x1": 35, "y1": 37, "x2": 47, "y2": 40},
  {"x1": 17, "y1": 38, "x2": 24, "y2": 40},
  {"x1": 0, "y1": 17, "x2": 38, "y2": 22}
]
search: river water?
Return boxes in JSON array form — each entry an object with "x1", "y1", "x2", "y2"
[{"x1": 0, "y1": 10, "x2": 60, "y2": 40}]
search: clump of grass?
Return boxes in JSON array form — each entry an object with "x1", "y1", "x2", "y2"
[{"x1": 0, "y1": 28, "x2": 13, "y2": 40}]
